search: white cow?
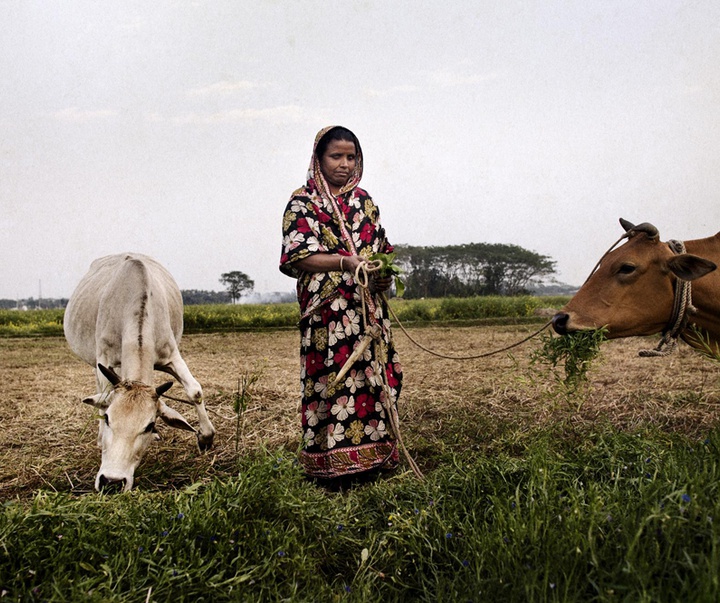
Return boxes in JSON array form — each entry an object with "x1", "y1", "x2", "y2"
[{"x1": 64, "y1": 253, "x2": 215, "y2": 491}]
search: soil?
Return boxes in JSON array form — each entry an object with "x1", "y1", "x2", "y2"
[{"x1": 1, "y1": 325, "x2": 719, "y2": 499}]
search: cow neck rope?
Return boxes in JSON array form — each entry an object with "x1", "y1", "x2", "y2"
[{"x1": 639, "y1": 239, "x2": 696, "y2": 357}]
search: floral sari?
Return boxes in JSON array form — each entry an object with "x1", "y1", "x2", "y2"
[{"x1": 279, "y1": 126, "x2": 401, "y2": 479}]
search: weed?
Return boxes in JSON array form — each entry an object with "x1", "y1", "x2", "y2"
[
  {"x1": 686, "y1": 325, "x2": 720, "y2": 362},
  {"x1": 233, "y1": 372, "x2": 261, "y2": 452},
  {"x1": 530, "y1": 328, "x2": 608, "y2": 390}
]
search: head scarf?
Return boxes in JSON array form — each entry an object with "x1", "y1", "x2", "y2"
[
  {"x1": 280, "y1": 126, "x2": 388, "y2": 318},
  {"x1": 308, "y1": 126, "x2": 364, "y2": 204}
]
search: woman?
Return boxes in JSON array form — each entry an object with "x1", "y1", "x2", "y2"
[{"x1": 280, "y1": 125, "x2": 402, "y2": 485}]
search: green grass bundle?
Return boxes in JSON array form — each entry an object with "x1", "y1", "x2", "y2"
[
  {"x1": 531, "y1": 328, "x2": 608, "y2": 388},
  {"x1": 370, "y1": 252, "x2": 405, "y2": 297}
]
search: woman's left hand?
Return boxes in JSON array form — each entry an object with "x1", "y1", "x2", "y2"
[{"x1": 371, "y1": 275, "x2": 393, "y2": 293}]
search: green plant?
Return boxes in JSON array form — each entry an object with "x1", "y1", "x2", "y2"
[
  {"x1": 370, "y1": 252, "x2": 405, "y2": 297},
  {"x1": 3, "y1": 429, "x2": 720, "y2": 602},
  {"x1": 686, "y1": 325, "x2": 720, "y2": 362},
  {"x1": 531, "y1": 327, "x2": 608, "y2": 389},
  {"x1": 234, "y1": 372, "x2": 260, "y2": 452}
]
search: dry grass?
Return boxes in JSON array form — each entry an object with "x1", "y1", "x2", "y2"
[{"x1": 1, "y1": 325, "x2": 719, "y2": 500}]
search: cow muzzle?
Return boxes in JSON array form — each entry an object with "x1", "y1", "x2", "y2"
[
  {"x1": 96, "y1": 473, "x2": 131, "y2": 493},
  {"x1": 551, "y1": 312, "x2": 570, "y2": 335}
]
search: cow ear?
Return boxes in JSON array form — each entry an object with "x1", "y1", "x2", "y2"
[
  {"x1": 98, "y1": 364, "x2": 121, "y2": 386},
  {"x1": 158, "y1": 401, "x2": 195, "y2": 432},
  {"x1": 82, "y1": 393, "x2": 111, "y2": 410},
  {"x1": 155, "y1": 381, "x2": 173, "y2": 397},
  {"x1": 668, "y1": 254, "x2": 717, "y2": 281}
]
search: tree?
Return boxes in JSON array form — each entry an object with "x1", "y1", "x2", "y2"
[
  {"x1": 181, "y1": 290, "x2": 231, "y2": 305},
  {"x1": 395, "y1": 243, "x2": 556, "y2": 298},
  {"x1": 219, "y1": 271, "x2": 254, "y2": 304}
]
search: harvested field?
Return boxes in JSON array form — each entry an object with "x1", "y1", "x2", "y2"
[{"x1": 2, "y1": 325, "x2": 719, "y2": 499}]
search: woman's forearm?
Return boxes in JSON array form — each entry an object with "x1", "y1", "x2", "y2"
[{"x1": 294, "y1": 253, "x2": 364, "y2": 274}]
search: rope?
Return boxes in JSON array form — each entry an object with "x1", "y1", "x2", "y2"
[
  {"x1": 162, "y1": 393, "x2": 195, "y2": 406},
  {"x1": 356, "y1": 260, "x2": 552, "y2": 360},
  {"x1": 339, "y1": 261, "x2": 557, "y2": 479},
  {"x1": 582, "y1": 233, "x2": 631, "y2": 285},
  {"x1": 386, "y1": 303, "x2": 552, "y2": 360},
  {"x1": 352, "y1": 260, "x2": 425, "y2": 478},
  {"x1": 638, "y1": 240, "x2": 696, "y2": 357}
]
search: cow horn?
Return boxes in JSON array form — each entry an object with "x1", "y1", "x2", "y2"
[
  {"x1": 98, "y1": 363, "x2": 121, "y2": 386},
  {"x1": 156, "y1": 381, "x2": 173, "y2": 397},
  {"x1": 619, "y1": 218, "x2": 636, "y2": 232},
  {"x1": 619, "y1": 218, "x2": 659, "y2": 240}
]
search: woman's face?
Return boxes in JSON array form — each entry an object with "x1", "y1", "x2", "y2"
[{"x1": 319, "y1": 139, "x2": 357, "y2": 193}]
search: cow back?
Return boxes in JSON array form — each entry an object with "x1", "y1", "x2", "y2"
[{"x1": 64, "y1": 253, "x2": 184, "y2": 369}]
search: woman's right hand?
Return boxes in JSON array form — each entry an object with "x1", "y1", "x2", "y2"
[{"x1": 342, "y1": 255, "x2": 365, "y2": 274}]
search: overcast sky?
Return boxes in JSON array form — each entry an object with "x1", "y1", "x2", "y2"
[{"x1": 2, "y1": 0, "x2": 719, "y2": 301}]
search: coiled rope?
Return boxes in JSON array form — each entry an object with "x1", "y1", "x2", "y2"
[{"x1": 349, "y1": 260, "x2": 425, "y2": 479}]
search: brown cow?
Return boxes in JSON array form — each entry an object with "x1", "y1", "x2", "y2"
[{"x1": 552, "y1": 219, "x2": 720, "y2": 354}]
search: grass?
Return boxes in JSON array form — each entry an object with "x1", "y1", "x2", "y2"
[
  {"x1": 5, "y1": 302, "x2": 720, "y2": 601},
  {"x1": 2, "y1": 427, "x2": 720, "y2": 602},
  {"x1": 530, "y1": 328, "x2": 609, "y2": 390},
  {"x1": 0, "y1": 296, "x2": 569, "y2": 337}
]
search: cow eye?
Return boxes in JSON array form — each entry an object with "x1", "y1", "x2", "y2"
[
  {"x1": 144, "y1": 422, "x2": 156, "y2": 434},
  {"x1": 618, "y1": 264, "x2": 636, "y2": 275},
  {"x1": 103, "y1": 414, "x2": 110, "y2": 426}
]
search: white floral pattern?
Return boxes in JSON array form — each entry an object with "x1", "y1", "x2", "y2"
[{"x1": 331, "y1": 395, "x2": 355, "y2": 421}]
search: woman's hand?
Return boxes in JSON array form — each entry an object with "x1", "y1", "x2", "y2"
[
  {"x1": 371, "y1": 275, "x2": 393, "y2": 293},
  {"x1": 342, "y1": 254, "x2": 365, "y2": 274}
]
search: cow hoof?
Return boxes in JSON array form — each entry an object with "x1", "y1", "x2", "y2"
[{"x1": 197, "y1": 433, "x2": 214, "y2": 452}]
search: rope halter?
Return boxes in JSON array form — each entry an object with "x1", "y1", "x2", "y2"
[
  {"x1": 581, "y1": 223, "x2": 695, "y2": 358},
  {"x1": 638, "y1": 239, "x2": 697, "y2": 357}
]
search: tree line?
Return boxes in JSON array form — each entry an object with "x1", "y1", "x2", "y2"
[
  {"x1": 1, "y1": 243, "x2": 564, "y2": 309},
  {"x1": 0, "y1": 271, "x2": 256, "y2": 310},
  {"x1": 393, "y1": 242, "x2": 558, "y2": 298}
]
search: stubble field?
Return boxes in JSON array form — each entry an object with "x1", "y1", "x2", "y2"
[{"x1": 2, "y1": 324, "x2": 719, "y2": 500}]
